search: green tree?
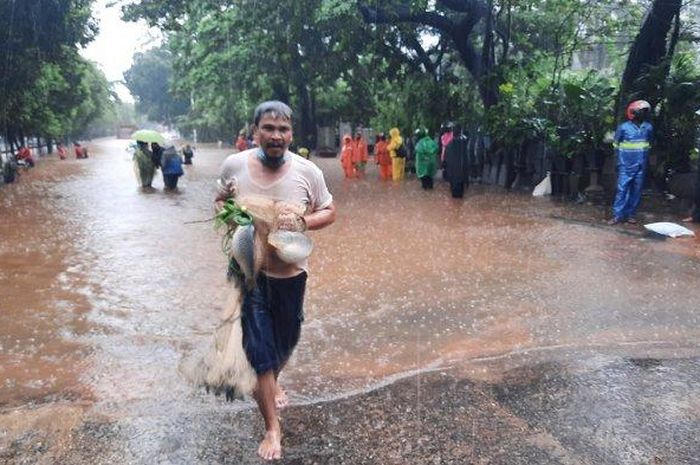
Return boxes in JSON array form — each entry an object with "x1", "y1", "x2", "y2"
[
  {"x1": 124, "y1": 46, "x2": 189, "y2": 125},
  {"x1": 0, "y1": 0, "x2": 103, "y2": 147}
]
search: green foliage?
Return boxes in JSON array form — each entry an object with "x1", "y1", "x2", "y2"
[
  {"x1": 484, "y1": 66, "x2": 547, "y2": 150},
  {"x1": 485, "y1": 65, "x2": 616, "y2": 159},
  {"x1": 635, "y1": 53, "x2": 700, "y2": 172},
  {"x1": 369, "y1": 66, "x2": 481, "y2": 136},
  {"x1": 124, "y1": 46, "x2": 189, "y2": 124},
  {"x1": 546, "y1": 71, "x2": 617, "y2": 159},
  {"x1": 121, "y1": 0, "x2": 693, "y2": 183},
  {"x1": 0, "y1": 0, "x2": 111, "y2": 143}
]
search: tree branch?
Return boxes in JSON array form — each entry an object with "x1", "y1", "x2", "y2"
[
  {"x1": 437, "y1": 0, "x2": 488, "y2": 15},
  {"x1": 358, "y1": 3, "x2": 456, "y2": 35},
  {"x1": 400, "y1": 31, "x2": 438, "y2": 79}
]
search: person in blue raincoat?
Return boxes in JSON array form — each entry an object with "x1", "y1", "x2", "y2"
[
  {"x1": 608, "y1": 100, "x2": 654, "y2": 225},
  {"x1": 161, "y1": 145, "x2": 184, "y2": 190}
]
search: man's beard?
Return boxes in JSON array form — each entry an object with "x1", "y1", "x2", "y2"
[{"x1": 258, "y1": 146, "x2": 288, "y2": 169}]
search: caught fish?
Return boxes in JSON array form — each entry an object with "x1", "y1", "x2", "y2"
[{"x1": 268, "y1": 230, "x2": 314, "y2": 264}]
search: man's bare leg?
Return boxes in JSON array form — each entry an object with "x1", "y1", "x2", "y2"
[
  {"x1": 274, "y1": 366, "x2": 289, "y2": 410},
  {"x1": 254, "y1": 371, "x2": 282, "y2": 460},
  {"x1": 274, "y1": 385, "x2": 289, "y2": 410}
]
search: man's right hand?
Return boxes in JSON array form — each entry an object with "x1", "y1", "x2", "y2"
[
  {"x1": 215, "y1": 179, "x2": 237, "y2": 200},
  {"x1": 214, "y1": 179, "x2": 237, "y2": 212},
  {"x1": 214, "y1": 200, "x2": 226, "y2": 214}
]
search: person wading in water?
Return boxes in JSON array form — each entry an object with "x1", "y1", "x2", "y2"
[{"x1": 215, "y1": 101, "x2": 336, "y2": 460}]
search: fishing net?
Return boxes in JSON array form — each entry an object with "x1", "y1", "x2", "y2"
[{"x1": 180, "y1": 194, "x2": 311, "y2": 400}]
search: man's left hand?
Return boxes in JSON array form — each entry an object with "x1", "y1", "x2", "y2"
[{"x1": 276, "y1": 212, "x2": 306, "y2": 232}]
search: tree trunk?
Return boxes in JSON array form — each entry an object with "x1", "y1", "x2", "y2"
[
  {"x1": 358, "y1": 2, "x2": 500, "y2": 110},
  {"x1": 617, "y1": 0, "x2": 682, "y2": 117}
]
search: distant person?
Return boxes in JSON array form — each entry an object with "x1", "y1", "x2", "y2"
[
  {"x1": 16, "y1": 144, "x2": 34, "y2": 167},
  {"x1": 414, "y1": 128, "x2": 439, "y2": 189},
  {"x1": 340, "y1": 134, "x2": 355, "y2": 178},
  {"x1": 444, "y1": 124, "x2": 470, "y2": 198},
  {"x1": 236, "y1": 133, "x2": 248, "y2": 152},
  {"x1": 151, "y1": 142, "x2": 163, "y2": 170},
  {"x1": 74, "y1": 142, "x2": 88, "y2": 159},
  {"x1": 298, "y1": 147, "x2": 310, "y2": 160},
  {"x1": 2, "y1": 153, "x2": 18, "y2": 183},
  {"x1": 351, "y1": 130, "x2": 368, "y2": 177},
  {"x1": 682, "y1": 108, "x2": 700, "y2": 223},
  {"x1": 388, "y1": 127, "x2": 405, "y2": 181},
  {"x1": 182, "y1": 144, "x2": 194, "y2": 165},
  {"x1": 405, "y1": 132, "x2": 415, "y2": 176},
  {"x1": 161, "y1": 145, "x2": 184, "y2": 190},
  {"x1": 133, "y1": 140, "x2": 156, "y2": 188},
  {"x1": 608, "y1": 100, "x2": 654, "y2": 225},
  {"x1": 440, "y1": 122, "x2": 454, "y2": 180},
  {"x1": 684, "y1": 172, "x2": 700, "y2": 224},
  {"x1": 56, "y1": 142, "x2": 67, "y2": 160},
  {"x1": 374, "y1": 133, "x2": 391, "y2": 181}
]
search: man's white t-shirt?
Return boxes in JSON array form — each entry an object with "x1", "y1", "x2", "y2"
[{"x1": 218, "y1": 149, "x2": 333, "y2": 277}]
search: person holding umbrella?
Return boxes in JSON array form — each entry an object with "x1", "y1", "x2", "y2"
[
  {"x1": 131, "y1": 129, "x2": 165, "y2": 189},
  {"x1": 133, "y1": 141, "x2": 155, "y2": 188}
]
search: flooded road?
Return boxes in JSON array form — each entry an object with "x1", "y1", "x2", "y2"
[{"x1": 1, "y1": 138, "x2": 699, "y2": 464}]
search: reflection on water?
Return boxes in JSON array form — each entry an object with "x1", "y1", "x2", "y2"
[{"x1": 1, "y1": 138, "x2": 699, "y2": 416}]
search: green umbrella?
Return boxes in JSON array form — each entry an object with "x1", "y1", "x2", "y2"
[{"x1": 131, "y1": 129, "x2": 166, "y2": 145}]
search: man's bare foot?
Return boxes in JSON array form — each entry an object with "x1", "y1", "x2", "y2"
[
  {"x1": 625, "y1": 217, "x2": 638, "y2": 224},
  {"x1": 274, "y1": 386, "x2": 289, "y2": 410},
  {"x1": 607, "y1": 217, "x2": 622, "y2": 225},
  {"x1": 257, "y1": 429, "x2": 282, "y2": 461}
]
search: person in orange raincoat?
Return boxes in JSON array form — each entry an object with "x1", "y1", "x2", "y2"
[
  {"x1": 388, "y1": 127, "x2": 405, "y2": 181},
  {"x1": 351, "y1": 130, "x2": 368, "y2": 177},
  {"x1": 56, "y1": 142, "x2": 67, "y2": 160},
  {"x1": 374, "y1": 133, "x2": 391, "y2": 180},
  {"x1": 17, "y1": 144, "x2": 34, "y2": 167},
  {"x1": 235, "y1": 132, "x2": 248, "y2": 152},
  {"x1": 340, "y1": 134, "x2": 355, "y2": 178}
]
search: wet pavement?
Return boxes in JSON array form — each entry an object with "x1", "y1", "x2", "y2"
[{"x1": 1, "y1": 138, "x2": 699, "y2": 464}]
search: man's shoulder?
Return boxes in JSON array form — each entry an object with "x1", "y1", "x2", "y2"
[
  {"x1": 291, "y1": 152, "x2": 321, "y2": 173},
  {"x1": 618, "y1": 121, "x2": 636, "y2": 134},
  {"x1": 222, "y1": 149, "x2": 252, "y2": 165},
  {"x1": 290, "y1": 153, "x2": 329, "y2": 184}
]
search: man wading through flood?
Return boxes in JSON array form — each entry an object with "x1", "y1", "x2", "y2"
[{"x1": 215, "y1": 101, "x2": 336, "y2": 460}]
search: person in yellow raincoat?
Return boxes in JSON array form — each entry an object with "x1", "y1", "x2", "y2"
[
  {"x1": 388, "y1": 127, "x2": 405, "y2": 181},
  {"x1": 340, "y1": 134, "x2": 355, "y2": 178}
]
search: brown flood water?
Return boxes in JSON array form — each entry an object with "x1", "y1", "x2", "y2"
[{"x1": 1, "y1": 137, "x2": 699, "y2": 424}]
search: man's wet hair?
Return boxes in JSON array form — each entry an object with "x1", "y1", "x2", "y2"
[{"x1": 254, "y1": 101, "x2": 293, "y2": 126}]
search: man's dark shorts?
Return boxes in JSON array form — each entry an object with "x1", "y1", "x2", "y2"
[{"x1": 241, "y1": 272, "x2": 307, "y2": 374}]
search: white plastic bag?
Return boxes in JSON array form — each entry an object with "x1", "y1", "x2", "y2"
[
  {"x1": 532, "y1": 172, "x2": 552, "y2": 197},
  {"x1": 643, "y1": 222, "x2": 696, "y2": 238}
]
